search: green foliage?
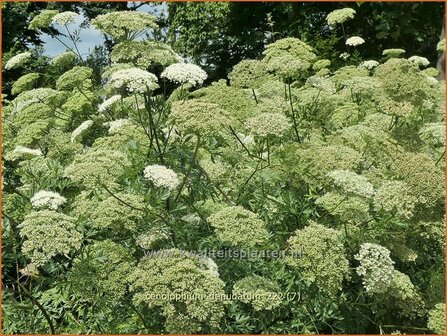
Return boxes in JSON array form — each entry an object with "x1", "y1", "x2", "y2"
[{"x1": 2, "y1": 6, "x2": 445, "y2": 335}]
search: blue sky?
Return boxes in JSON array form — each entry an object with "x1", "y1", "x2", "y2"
[{"x1": 41, "y1": 3, "x2": 164, "y2": 58}]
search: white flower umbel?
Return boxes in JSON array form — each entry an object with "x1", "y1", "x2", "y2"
[
  {"x1": 106, "y1": 118, "x2": 131, "y2": 134},
  {"x1": 408, "y1": 56, "x2": 430, "y2": 67},
  {"x1": 359, "y1": 60, "x2": 379, "y2": 70},
  {"x1": 52, "y1": 11, "x2": 79, "y2": 25},
  {"x1": 12, "y1": 146, "x2": 42, "y2": 158},
  {"x1": 199, "y1": 257, "x2": 220, "y2": 277},
  {"x1": 326, "y1": 8, "x2": 356, "y2": 26},
  {"x1": 161, "y1": 63, "x2": 208, "y2": 86},
  {"x1": 71, "y1": 120, "x2": 93, "y2": 142},
  {"x1": 355, "y1": 243, "x2": 395, "y2": 294},
  {"x1": 143, "y1": 164, "x2": 180, "y2": 191},
  {"x1": 31, "y1": 191, "x2": 67, "y2": 210},
  {"x1": 327, "y1": 170, "x2": 374, "y2": 198},
  {"x1": 110, "y1": 68, "x2": 158, "y2": 93},
  {"x1": 98, "y1": 95, "x2": 121, "y2": 112},
  {"x1": 5, "y1": 52, "x2": 32, "y2": 70},
  {"x1": 346, "y1": 36, "x2": 365, "y2": 46},
  {"x1": 339, "y1": 52, "x2": 350, "y2": 60}
]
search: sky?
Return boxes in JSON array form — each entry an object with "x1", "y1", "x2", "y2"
[{"x1": 41, "y1": 3, "x2": 164, "y2": 58}]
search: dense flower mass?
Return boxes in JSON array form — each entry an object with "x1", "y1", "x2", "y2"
[
  {"x1": 355, "y1": 243, "x2": 395, "y2": 294},
  {"x1": 326, "y1": 8, "x2": 356, "y2": 26},
  {"x1": 327, "y1": 170, "x2": 375, "y2": 198},
  {"x1": 359, "y1": 60, "x2": 379, "y2": 70},
  {"x1": 109, "y1": 68, "x2": 158, "y2": 93},
  {"x1": 71, "y1": 120, "x2": 93, "y2": 142},
  {"x1": 408, "y1": 55, "x2": 430, "y2": 67},
  {"x1": 161, "y1": 63, "x2": 207, "y2": 86},
  {"x1": 5, "y1": 52, "x2": 32, "y2": 70},
  {"x1": 346, "y1": 36, "x2": 365, "y2": 46},
  {"x1": 18, "y1": 211, "x2": 82, "y2": 267},
  {"x1": 30, "y1": 190, "x2": 67, "y2": 210},
  {"x1": 129, "y1": 250, "x2": 228, "y2": 333},
  {"x1": 91, "y1": 11, "x2": 157, "y2": 40},
  {"x1": 51, "y1": 11, "x2": 79, "y2": 25},
  {"x1": 98, "y1": 95, "x2": 121, "y2": 112},
  {"x1": 233, "y1": 276, "x2": 282, "y2": 311},
  {"x1": 143, "y1": 164, "x2": 180, "y2": 190},
  {"x1": 208, "y1": 206, "x2": 269, "y2": 247},
  {"x1": 2, "y1": 6, "x2": 445, "y2": 335},
  {"x1": 286, "y1": 222, "x2": 350, "y2": 294},
  {"x1": 245, "y1": 112, "x2": 290, "y2": 137}
]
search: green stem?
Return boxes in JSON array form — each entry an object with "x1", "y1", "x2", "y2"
[
  {"x1": 101, "y1": 183, "x2": 147, "y2": 212},
  {"x1": 288, "y1": 83, "x2": 301, "y2": 142},
  {"x1": 14, "y1": 280, "x2": 56, "y2": 334},
  {"x1": 251, "y1": 88, "x2": 258, "y2": 104},
  {"x1": 174, "y1": 134, "x2": 201, "y2": 203}
]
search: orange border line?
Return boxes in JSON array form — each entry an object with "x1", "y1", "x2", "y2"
[{"x1": 0, "y1": 0, "x2": 445, "y2": 335}]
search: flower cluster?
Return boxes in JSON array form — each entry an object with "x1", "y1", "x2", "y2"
[
  {"x1": 359, "y1": 60, "x2": 379, "y2": 70},
  {"x1": 245, "y1": 112, "x2": 290, "y2": 138},
  {"x1": 129, "y1": 249, "x2": 228, "y2": 333},
  {"x1": 355, "y1": 243, "x2": 395, "y2": 294},
  {"x1": 50, "y1": 51, "x2": 77, "y2": 68},
  {"x1": 5, "y1": 52, "x2": 32, "y2": 70},
  {"x1": 263, "y1": 37, "x2": 317, "y2": 65},
  {"x1": 143, "y1": 164, "x2": 180, "y2": 191},
  {"x1": 228, "y1": 60, "x2": 270, "y2": 88},
  {"x1": 69, "y1": 240, "x2": 134, "y2": 303},
  {"x1": 327, "y1": 170, "x2": 375, "y2": 198},
  {"x1": 387, "y1": 270, "x2": 425, "y2": 318},
  {"x1": 51, "y1": 11, "x2": 79, "y2": 25},
  {"x1": 11, "y1": 73, "x2": 40, "y2": 95},
  {"x1": 18, "y1": 210, "x2": 82, "y2": 267},
  {"x1": 64, "y1": 148, "x2": 131, "y2": 188},
  {"x1": 419, "y1": 122, "x2": 445, "y2": 148},
  {"x1": 286, "y1": 222, "x2": 350, "y2": 294},
  {"x1": 56, "y1": 66, "x2": 93, "y2": 91},
  {"x1": 427, "y1": 303, "x2": 446, "y2": 334},
  {"x1": 161, "y1": 63, "x2": 208, "y2": 86},
  {"x1": 110, "y1": 68, "x2": 158, "y2": 93},
  {"x1": 90, "y1": 193, "x2": 146, "y2": 231},
  {"x1": 383, "y1": 49, "x2": 405, "y2": 59},
  {"x1": 232, "y1": 276, "x2": 282, "y2": 311},
  {"x1": 208, "y1": 206, "x2": 269, "y2": 248},
  {"x1": 98, "y1": 95, "x2": 121, "y2": 113},
  {"x1": 374, "y1": 181, "x2": 417, "y2": 219},
  {"x1": 408, "y1": 55, "x2": 430, "y2": 67},
  {"x1": 30, "y1": 190, "x2": 67, "y2": 210},
  {"x1": 111, "y1": 41, "x2": 182, "y2": 68},
  {"x1": 316, "y1": 192, "x2": 370, "y2": 223},
  {"x1": 71, "y1": 120, "x2": 94, "y2": 142},
  {"x1": 106, "y1": 118, "x2": 131, "y2": 134},
  {"x1": 326, "y1": 8, "x2": 356, "y2": 26},
  {"x1": 10, "y1": 146, "x2": 42, "y2": 160},
  {"x1": 28, "y1": 10, "x2": 59, "y2": 30},
  {"x1": 170, "y1": 99, "x2": 235, "y2": 136},
  {"x1": 346, "y1": 36, "x2": 365, "y2": 46},
  {"x1": 91, "y1": 11, "x2": 157, "y2": 40},
  {"x1": 391, "y1": 152, "x2": 444, "y2": 206}
]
